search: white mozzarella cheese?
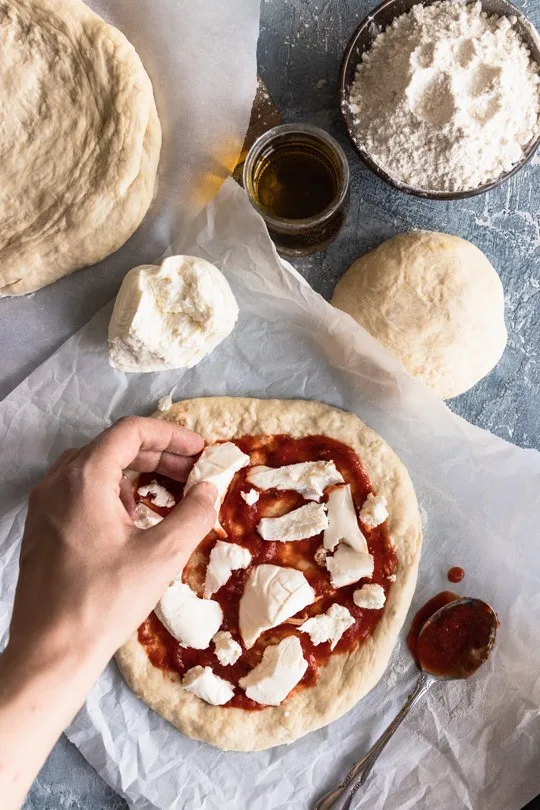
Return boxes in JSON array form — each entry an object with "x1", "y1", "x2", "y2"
[
  {"x1": 137, "y1": 480, "x2": 175, "y2": 508},
  {"x1": 108, "y1": 256, "x2": 238, "y2": 373},
  {"x1": 183, "y1": 442, "x2": 250, "y2": 537},
  {"x1": 240, "y1": 488, "x2": 260, "y2": 506},
  {"x1": 204, "y1": 540, "x2": 252, "y2": 598},
  {"x1": 155, "y1": 580, "x2": 222, "y2": 649},
  {"x1": 314, "y1": 545, "x2": 328, "y2": 567},
  {"x1": 239, "y1": 636, "x2": 307, "y2": 706},
  {"x1": 359, "y1": 493, "x2": 389, "y2": 529},
  {"x1": 257, "y1": 502, "x2": 328, "y2": 542},
  {"x1": 247, "y1": 460, "x2": 344, "y2": 501},
  {"x1": 353, "y1": 583, "x2": 386, "y2": 610},
  {"x1": 299, "y1": 603, "x2": 355, "y2": 650},
  {"x1": 325, "y1": 544, "x2": 374, "y2": 589},
  {"x1": 239, "y1": 564, "x2": 315, "y2": 649},
  {"x1": 182, "y1": 665, "x2": 234, "y2": 705},
  {"x1": 133, "y1": 503, "x2": 163, "y2": 529},
  {"x1": 212, "y1": 631, "x2": 242, "y2": 666},
  {"x1": 323, "y1": 484, "x2": 368, "y2": 553}
]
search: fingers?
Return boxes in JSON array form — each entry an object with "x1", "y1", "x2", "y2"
[
  {"x1": 143, "y1": 482, "x2": 217, "y2": 569},
  {"x1": 128, "y1": 450, "x2": 196, "y2": 482},
  {"x1": 119, "y1": 474, "x2": 137, "y2": 517},
  {"x1": 48, "y1": 448, "x2": 79, "y2": 475},
  {"x1": 83, "y1": 417, "x2": 204, "y2": 481}
]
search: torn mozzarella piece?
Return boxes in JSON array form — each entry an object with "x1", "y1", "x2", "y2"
[
  {"x1": 182, "y1": 666, "x2": 234, "y2": 705},
  {"x1": 353, "y1": 583, "x2": 386, "y2": 610},
  {"x1": 239, "y1": 636, "x2": 307, "y2": 706},
  {"x1": 240, "y1": 488, "x2": 260, "y2": 506},
  {"x1": 359, "y1": 493, "x2": 389, "y2": 529},
  {"x1": 137, "y1": 480, "x2": 175, "y2": 508},
  {"x1": 155, "y1": 580, "x2": 222, "y2": 649},
  {"x1": 325, "y1": 544, "x2": 374, "y2": 589},
  {"x1": 239, "y1": 564, "x2": 315, "y2": 649},
  {"x1": 133, "y1": 503, "x2": 163, "y2": 529},
  {"x1": 108, "y1": 256, "x2": 238, "y2": 373},
  {"x1": 212, "y1": 631, "x2": 242, "y2": 666},
  {"x1": 299, "y1": 603, "x2": 355, "y2": 650},
  {"x1": 157, "y1": 388, "x2": 175, "y2": 412},
  {"x1": 204, "y1": 540, "x2": 252, "y2": 598},
  {"x1": 314, "y1": 545, "x2": 328, "y2": 567},
  {"x1": 257, "y1": 502, "x2": 328, "y2": 542},
  {"x1": 247, "y1": 460, "x2": 343, "y2": 501},
  {"x1": 323, "y1": 484, "x2": 368, "y2": 553},
  {"x1": 183, "y1": 442, "x2": 250, "y2": 537}
]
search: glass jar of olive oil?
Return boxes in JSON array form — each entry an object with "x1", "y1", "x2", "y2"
[{"x1": 243, "y1": 124, "x2": 350, "y2": 256}]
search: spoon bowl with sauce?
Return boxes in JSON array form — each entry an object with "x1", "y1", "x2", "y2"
[{"x1": 315, "y1": 595, "x2": 498, "y2": 810}]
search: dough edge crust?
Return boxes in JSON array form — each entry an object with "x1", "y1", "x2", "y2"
[{"x1": 115, "y1": 397, "x2": 422, "y2": 751}]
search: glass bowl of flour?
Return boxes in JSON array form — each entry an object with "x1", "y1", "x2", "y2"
[{"x1": 340, "y1": 0, "x2": 540, "y2": 199}]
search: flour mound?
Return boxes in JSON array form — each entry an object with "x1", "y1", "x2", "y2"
[{"x1": 348, "y1": 0, "x2": 540, "y2": 192}]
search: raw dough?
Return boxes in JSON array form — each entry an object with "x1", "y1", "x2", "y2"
[
  {"x1": 116, "y1": 397, "x2": 422, "y2": 751},
  {"x1": 0, "y1": 0, "x2": 161, "y2": 296},
  {"x1": 331, "y1": 232, "x2": 507, "y2": 399}
]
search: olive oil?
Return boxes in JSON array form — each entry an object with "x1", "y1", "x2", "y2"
[
  {"x1": 254, "y1": 144, "x2": 338, "y2": 220},
  {"x1": 243, "y1": 124, "x2": 350, "y2": 256}
]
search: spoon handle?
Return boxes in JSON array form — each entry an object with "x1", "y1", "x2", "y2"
[{"x1": 313, "y1": 672, "x2": 435, "y2": 810}]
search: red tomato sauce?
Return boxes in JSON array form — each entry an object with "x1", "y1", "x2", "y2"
[
  {"x1": 136, "y1": 434, "x2": 397, "y2": 710},
  {"x1": 407, "y1": 592, "x2": 495, "y2": 678}
]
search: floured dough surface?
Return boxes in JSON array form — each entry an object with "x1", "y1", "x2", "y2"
[
  {"x1": 332, "y1": 231, "x2": 507, "y2": 400},
  {"x1": 116, "y1": 397, "x2": 422, "y2": 751},
  {"x1": 0, "y1": 0, "x2": 161, "y2": 296}
]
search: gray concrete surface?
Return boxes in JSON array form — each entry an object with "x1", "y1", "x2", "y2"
[{"x1": 17, "y1": 0, "x2": 540, "y2": 807}]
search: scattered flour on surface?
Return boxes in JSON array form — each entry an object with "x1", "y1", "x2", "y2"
[
  {"x1": 384, "y1": 655, "x2": 409, "y2": 691},
  {"x1": 348, "y1": 1, "x2": 540, "y2": 192}
]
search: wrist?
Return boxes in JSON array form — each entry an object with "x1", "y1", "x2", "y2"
[{"x1": 1, "y1": 626, "x2": 110, "y2": 705}]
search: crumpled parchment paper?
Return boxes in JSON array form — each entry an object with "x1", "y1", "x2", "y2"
[
  {"x1": 0, "y1": 179, "x2": 539, "y2": 810},
  {"x1": 0, "y1": 0, "x2": 539, "y2": 808}
]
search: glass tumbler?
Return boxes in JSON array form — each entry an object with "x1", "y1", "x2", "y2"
[{"x1": 243, "y1": 123, "x2": 350, "y2": 257}]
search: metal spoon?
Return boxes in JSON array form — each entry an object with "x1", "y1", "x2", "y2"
[{"x1": 314, "y1": 597, "x2": 498, "y2": 810}]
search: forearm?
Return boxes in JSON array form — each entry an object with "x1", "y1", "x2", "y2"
[{"x1": 0, "y1": 640, "x2": 108, "y2": 810}]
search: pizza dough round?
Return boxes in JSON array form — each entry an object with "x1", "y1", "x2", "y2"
[
  {"x1": 331, "y1": 232, "x2": 507, "y2": 399},
  {"x1": 116, "y1": 397, "x2": 422, "y2": 751},
  {"x1": 0, "y1": 0, "x2": 161, "y2": 297}
]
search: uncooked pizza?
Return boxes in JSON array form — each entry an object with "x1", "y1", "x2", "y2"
[{"x1": 116, "y1": 398, "x2": 422, "y2": 751}]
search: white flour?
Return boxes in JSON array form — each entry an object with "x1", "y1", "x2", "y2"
[{"x1": 348, "y1": 1, "x2": 540, "y2": 192}]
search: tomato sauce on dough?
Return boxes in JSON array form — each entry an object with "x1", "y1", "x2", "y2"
[{"x1": 137, "y1": 434, "x2": 397, "y2": 709}]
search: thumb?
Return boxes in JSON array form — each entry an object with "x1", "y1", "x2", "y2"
[{"x1": 144, "y1": 482, "x2": 217, "y2": 570}]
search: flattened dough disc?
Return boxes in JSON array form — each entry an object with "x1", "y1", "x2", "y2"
[
  {"x1": 0, "y1": 0, "x2": 161, "y2": 296},
  {"x1": 116, "y1": 397, "x2": 422, "y2": 751}
]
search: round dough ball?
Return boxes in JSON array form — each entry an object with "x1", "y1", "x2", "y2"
[
  {"x1": 0, "y1": 0, "x2": 161, "y2": 296},
  {"x1": 331, "y1": 231, "x2": 507, "y2": 399}
]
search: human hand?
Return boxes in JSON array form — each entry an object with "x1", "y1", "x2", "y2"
[
  {"x1": 0, "y1": 415, "x2": 215, "y2": 809},
  {"x1": 6, "y1": 415, "x2": 216, "y2": 674}
]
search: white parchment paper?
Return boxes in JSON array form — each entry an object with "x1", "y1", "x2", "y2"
[{"x1": 1, "y1": 180, "x2": 539, "y2": 810}]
